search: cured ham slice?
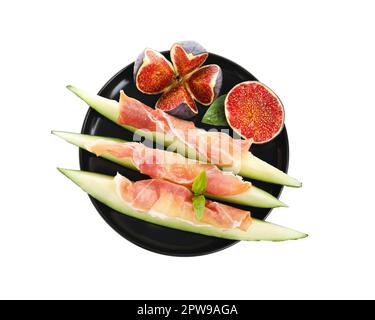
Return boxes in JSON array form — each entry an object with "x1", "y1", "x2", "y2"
[
  {"x1": 87, "y1": 139, "x2": 251, "y2": 196},
  {"x1": 118, "y1": 91, "x2": 252, "y2": 166},
  {"x1": 114, "y1": 173, "x2": 252, "y2": 231}
]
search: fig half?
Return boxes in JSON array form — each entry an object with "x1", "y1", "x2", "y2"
[
  {"x1": 186, "y1": 64, "x2": 223, "y2": 105},
  {"x1": 225, "y1": 81, "x2": 285, "y2": 144},
  {"x1": 156, "y1": 83, "x2": 198, "y2": 119},
  {"x1": 134, "y1": 41, "x2": 222, "y2": 119},
  {"x1": 170, "y1": 41, "x2": 208, "y2": 77},
  {"x1": 134, "y1": 48, "x2": 175, "y2": 94}
]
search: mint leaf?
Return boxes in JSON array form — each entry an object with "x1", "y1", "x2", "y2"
[
  {"x1": 192, "y1": 171, "x2": 207, "y2": 195},
  {"x1": 202, "y1": 95, "x2": 228, "y2": 126},
  {"x1": 193, "y1": 195, "x2": 205, "y2": 220},
  {"x1": 192, "y1": 171, "x2": 207, "y2": 220}
]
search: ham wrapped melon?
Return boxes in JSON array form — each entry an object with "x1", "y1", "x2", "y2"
[
  {"x1": 89, "y1": 140, "x2": 250, "y2": 197},
  {"x1": 53, "y1": 131, "x2": 287, "y2": 208},
  {"x1": 115, "y1": 175, "x2": 252, "y2": 231},
  {"x1": 117, "y1": 90, "x2": 251, "y2": 167},
  {"x1": 67, "y1": 85, "x2": 301, "y2": 187},
  {"x1": 58, "y1": 168, "x2": 307, "y2": 241}
]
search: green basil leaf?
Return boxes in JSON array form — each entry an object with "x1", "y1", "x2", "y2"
[
  {"x1": 201, "y1": 95, "x2": 228, "y2": 126},
  {"x1": 193, "y1": 195, "x2": 205, "y2": 220},
  {"x1": 192, "y1": 170, "x2": 207, "y2": 195}
]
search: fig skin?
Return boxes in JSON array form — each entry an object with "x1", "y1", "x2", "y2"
[
  {"x1": 166, "y1": 102, "x2": 197, "y2": 119},
  {"x1": 133, "y1": 50, "x2": 145, "y2": 82},
  {"x1": 213, "y1": 67, "x2": 223, "y2": 100},
  {"x1": 176, "y1": 41, "x2": 207, "y2": 56}
]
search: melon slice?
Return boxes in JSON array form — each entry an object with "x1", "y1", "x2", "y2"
[
  {"x1": 58, "y1": 168, "x2": 307, "y2": 241},
  {"x1": 225, "y1": 81, "x2": 285, "y2": 144},
  {"x1": 66, "y1": 85, "x2": 302, "y2": 187},
  {"x1": 52, "y1": 131, "x2": 287, "y2": 208},
  {"x1": 114, "y1": 174, "x2": 252, "y2": 231}
]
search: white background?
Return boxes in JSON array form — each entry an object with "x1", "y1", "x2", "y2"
[{"x1": 0, "y1": 0, "x2": 374, "y2": 300}]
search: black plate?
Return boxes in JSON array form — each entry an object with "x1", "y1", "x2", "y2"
[{"x1": 80, "y1": 52, "x2": 289, "y2": 256}]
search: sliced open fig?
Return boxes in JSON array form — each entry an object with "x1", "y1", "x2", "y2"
[
  {"x1": 225, "y1": 81, "x2": 285, "y2": 144},
  {"x1": 134, "y1": 48, "x2": 175, "y2": 94},
  {"x1": 156, "y1": 83, "x2": 197, "y2": 119},
  {"x1": 133, "y1": 42, "x2": 223, "y2": 119},
  {"x1": 186, "y1": 64, "x2": 222, "y2": 105},
  {"x1": 170, "y1": 41, "x2": 209, "y2": 77}
]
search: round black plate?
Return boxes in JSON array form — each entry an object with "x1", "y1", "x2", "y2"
[{"x1": 80, "y1": 52, "x2": 289, "y2": 256}]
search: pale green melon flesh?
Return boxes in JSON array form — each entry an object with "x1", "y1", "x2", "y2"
[
  {"x1": 52, "y1": 131, "x2": 287, "y2": 208},
  {"x1": 58, "y1": 168, "x2": 307, "y2": 241},
  {"x1": 67, "y1": 85, "x2": 302, "y2": 187}
]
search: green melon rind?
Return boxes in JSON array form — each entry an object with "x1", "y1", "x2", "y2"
[
  {"x1": 52, "y1": 130, "x2": 287, "y2": 208},
  {"x1": 58, "y1": 168, "x2": 307, "y2": 241},
  {"x1": 52, "y1": 130, "x2": 137, "y2": 170},
  {"x1": 239, "y1": 153, "x2": 302, "y2": 188},
  {"x1": 66, "y1": 85, "x2": 302, "y2": 187},
  {"x1": 66, "y1": 85, "x2": 196, "y2": 157}
]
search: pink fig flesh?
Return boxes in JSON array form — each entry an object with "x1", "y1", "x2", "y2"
[
  {"x1": 225, "y1": 81, "x2": 285, "y2": 144},
  {"x1": 186, "y1": 64, "x2": 222, "y2": 105},
  {"x1": 170, "y1": 42, "x2": 208, "y2": 77},
  {"x1": 135, "y1": 49, "x2": 175, "y2": 94}
]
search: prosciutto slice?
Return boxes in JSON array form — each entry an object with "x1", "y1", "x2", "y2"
[
  {"x1": 118, "y1": 91, "x2": 252, "y2": 166},
  {"x1": 114, "y1": 173, "x2": 252, "y2": 231},
  {"x1": 87, "y1": 140, "x2": 251, "y2": 196}
]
